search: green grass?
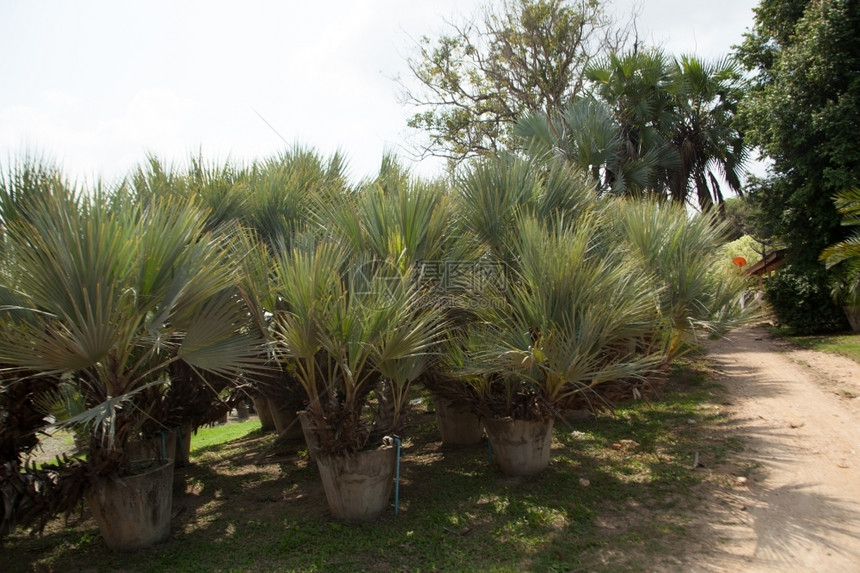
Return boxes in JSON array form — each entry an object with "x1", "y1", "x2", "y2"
[
  {"x1": 189, "y1": 419, "x2": 263, "y2": 457},
  {"x1": 782, "y1": 332, "x2": 860, "y2": 363},
  {"x1": 6, "y1": 362, "x2": 745, "y2": 572}
]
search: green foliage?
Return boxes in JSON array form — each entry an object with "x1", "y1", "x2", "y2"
[
  {"x1": 0, "y1": 155, "x2": 78, "y2": 235},
  {"x1": 455, "y1": 153, "x2": 598, "y2": 266},
  {"x1": 188, "y1": 419, "x2": 262, "y2": 457},
  {"x1": 462, "y1": 213, "x2": 659, "y2": 417},
  {"x1": 583, "y1": 50, "x2": 679, "y2": 195},
  {"x1": 402, "y1": 0, "x2": 627, "y2": 164},
  {"x1": 0, "y1": 148, "x2": 754, "y2": 541},
  {"x1": 272, "y1": 240, "x2": 446, "y2": 454},
  {"x1": 765, "y1": 263, "x2": 847, "y2": 334},
  {"x1": 516, "y1": 50, "x2": 749, "y2": 209},
  {"x1": 719, "y1": 235, "x2": 766, "y2": 270},
  {"x1": 820, "y1": 188, "x2": 860, "y2": 304},
  {"x1": 613, "y1": 201, "x2": 750, "y2": 359},
  {"x1": 449, "y1": 156, "x2": 747, "y2": 416},
  {"x1": 128, "y1": 147, "x2": 349, "y2": 252},
  {"x1": 736, "y1": 0, "x2": 860, "y2": 332},
  {"x1": 323, "y1": 167, "x2": 461, "y2": 270},
  {"x1": 0, "y1": 171, "x2": 265, "y2": 468},
  {"x1": 668, "y1": 55, "x2": 748, "y2": 209},
  {"x1": 722, "y1": 195, "x2": 768, "y2": 240},
  {"x1": 6, "y1": 363, "x2": 745, "y2": 573}
]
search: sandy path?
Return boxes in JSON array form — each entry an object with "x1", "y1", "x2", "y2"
[{"x1": 697, "y1": 326, "x2": 860, "y2": 572}]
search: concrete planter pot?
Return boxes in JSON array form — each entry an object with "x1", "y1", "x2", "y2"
[
  {"x1": 272, "y1": 404, "x2": 304, "y2": 441},
  {"x1": 126, "y1": 429, "x2": 176, "y2": 463},
  {"x1": 175, "y1": 420, "x2": 193, "y2": 467},
  {"x1": 483, "y1": 417, "x2": 554, "y2": 476},
  {"x1": 252, "y1": 395, "x2": 276, "y2": 432},
  {"x1": 86, "y1": 459, "x2": 174, "y2": 550},
  {"x1": 297, "y1": 410, "x2": 324, "y2": 461},
  {"x1": 316, "y1": 446, "x2": 397, "y2": 520},
  {"x1": 432, "y1": 395, "x2": 483, "y2": 445}
]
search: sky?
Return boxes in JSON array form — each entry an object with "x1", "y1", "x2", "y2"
[{"x1": 0, "y1": 0, "x2": 761, "y2": 185}]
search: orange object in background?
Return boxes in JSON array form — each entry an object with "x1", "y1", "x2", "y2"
[{"x1": 732, "y1": 256, "x2": 747, "y2": 267}]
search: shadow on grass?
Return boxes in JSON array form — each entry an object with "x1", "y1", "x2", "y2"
[{"x1": 10, "y1": 363, "x2": 853, "y2": 572}]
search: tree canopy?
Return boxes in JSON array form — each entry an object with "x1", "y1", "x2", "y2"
[
  {"x1": 736, "y1": 0, "x2": 860, "y2": 332},
  {"x1": 516, "y1": 50, "x2": 748, "y2": 210},
  {"x1": 401, "y1": 0, "x2": 630, "y2": 165}
]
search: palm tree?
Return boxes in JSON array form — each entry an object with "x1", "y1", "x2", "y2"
[
  {"x1": 584, "y1": 50, "x2": 679, "y2": 194},
  {"x1": 445, "y1": 211, "x2": 660, "y2": 475},
  {"x1": 0, "y1": 157, "x2": 88, "y2": 539},
  {"x1": 668, "y1": 55, "x2": 748, "y2": 210},
  {"x1": 245, "y1": 146, "x2": 350, "y2": 251},
  {"x1": 123, "y1": 148, "x2": 353, "y2": 437},
  {"x1": 820, "y1": 188, "x2": 860, "y2": 320},
  {"x1": 447, "y1": 154, "x2": 635, "y2": 419},
  {"x1": 516, "y1": 51, "x2": 749, "y2": 210},
  {"x1": 612, "y1": 199, "x2": 749, "y2": 360},
  {"x1": 324, "y1": 163, "x2": 455, "y2": 269},
  {"x1": 516, "y1": 96, "x2": 671, "y2": 195},
  {"x1": 0, "y1": 189, "x2": 265, "y2": 477},
  {"x1": 461, "y1": 213, "x2": 659, "y2": 418},
  {"x1": 455, "y1": 153, "x2": 598, "y2": 267},
  {"x1": 271, "y1": 240, "x2": 445, "y2": 456}
]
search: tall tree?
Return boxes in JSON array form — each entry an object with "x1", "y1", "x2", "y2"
[
  {"x1": 668, "y1": 55, "x2": 748, "y2": 210},
  {"x1": 516, "y1": 50, "x2": 748, "y2": 210},
  {"x1": 401, "y1": 0, "x2": 631, "y2": 165},
  {"x1": 736, "y1": 0, "x2": 860, "y2": 332},
  {"x1": 581, "y1": 50, "x2": 679, "y2": 196}
]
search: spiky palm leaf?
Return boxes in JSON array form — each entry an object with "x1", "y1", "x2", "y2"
[
  {"x1": 669, "y1": 55, "x2": 748, "y2": 210},
  {"x1": 455, "y1": 154, "x2": 598, "y2": 269},
  {"x1": 613, "y1": 199, "x2": 749, "y2": 359},
  {"x1": 245, "y1": 147, "x2": 348, "y2": 251},
  {"x1": 272, "y1": 240, "x2": 445, "y2": 454},
  {"x1": 516, "y1": 97, "x2": 669, "y2": 195},
  {"x1": 0, "y1": 190, "x2": 265, "y2": 464},
  {"x1": 461, "y1": 214, "x2": 660, "y2": 418},
  {"x1": 821, "y1": 188, "x2": 860, "y2": 304}
]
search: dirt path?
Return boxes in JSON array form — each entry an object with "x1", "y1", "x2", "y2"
[{"x1": 697, "y1": 326, "x2": 860, "y2": 572}]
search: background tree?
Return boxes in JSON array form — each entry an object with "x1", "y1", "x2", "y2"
[
  {"x1": 516, "y1": 50, "x2": 748, "y2": 210},
  {"x1": 667, "y1": 55, "x2": 747, "y2": 210},
  {"x1": 401, "y1": 0, "x2": 631, "y2": 165},
  {"x1": 736, "y1": 0, "x2": 860, "y2": 332}
]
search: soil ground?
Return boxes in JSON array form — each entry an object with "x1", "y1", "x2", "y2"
[{"x1": 693, "y1": 326, "x2": 860, "y2": 572}]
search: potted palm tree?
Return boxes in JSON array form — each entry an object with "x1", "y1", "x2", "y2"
[
  {"x1": 272, "y1": 240, "x2": 443, "y2": 519},
  {"x1": 457, "y1": 215, "x2": 660, "y2": 476},
  {"x1": 0, "y1": 189, "x2": 264, "y2": 549},
  {"x1": 612, "y1": 200, "x2": 750, "y2": 361},
  {"x1": 321, "y1": 158, "x2": 487, "y2": 447}
]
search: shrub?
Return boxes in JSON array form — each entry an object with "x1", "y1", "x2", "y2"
[{"x1": 765, "y1": 263, "x2": 847, "y2": 334}]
